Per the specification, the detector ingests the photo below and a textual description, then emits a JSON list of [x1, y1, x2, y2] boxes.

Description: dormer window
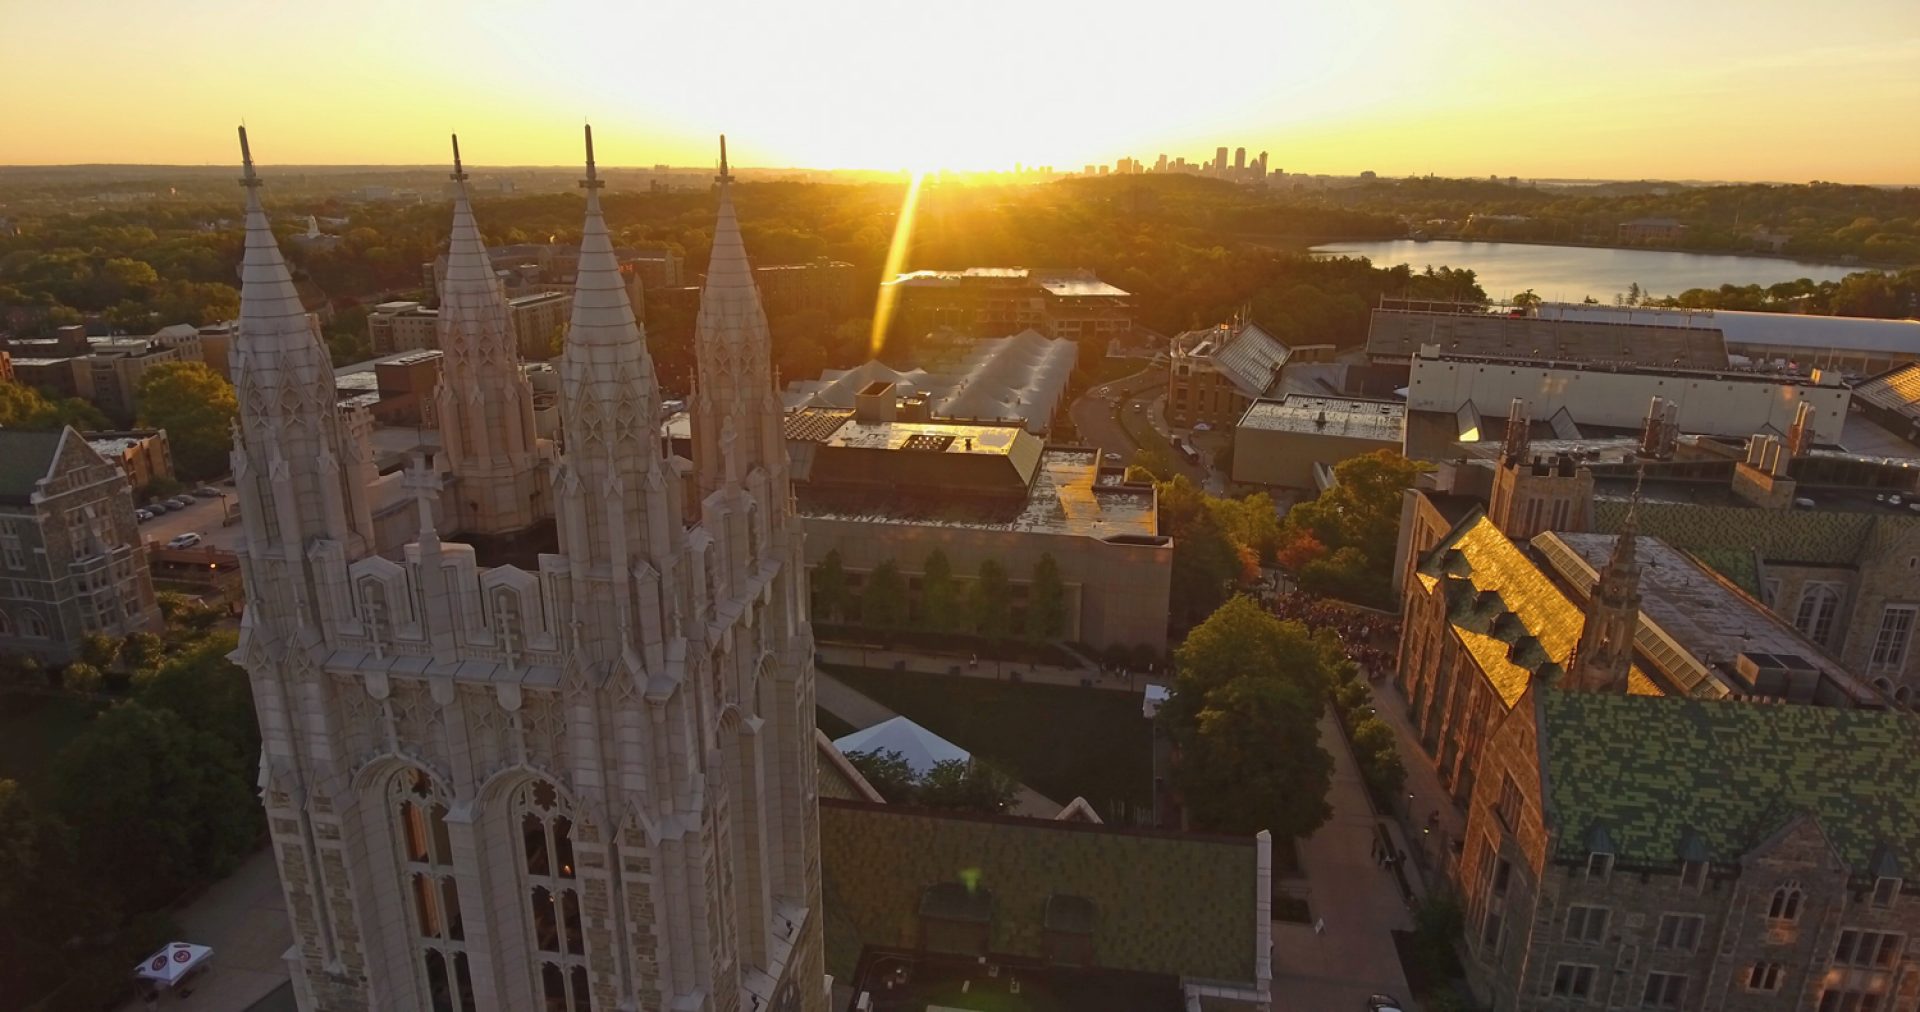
[[1873, 877, 1902, 910], [1681, 859, 1707, 892], [1587, 852, 1613, 883]]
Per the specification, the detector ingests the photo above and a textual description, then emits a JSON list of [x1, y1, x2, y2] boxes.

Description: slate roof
[[0, 429, 69, 505], [1854, 363, 1920, 423], [1416, 511, 1659, 704], [1537, 689, 1920, 869], [818, 799, 1261, 984]]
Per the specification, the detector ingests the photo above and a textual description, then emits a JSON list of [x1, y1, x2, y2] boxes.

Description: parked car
[[165, 532, 203, 550], [169, 495, 196, 508], [1366, 995, 1405, 1012], [1103, 452, 1122, 462], [145, 501, 171, 514], [192, 486, 221, 498], [135, 509, 154, 522]]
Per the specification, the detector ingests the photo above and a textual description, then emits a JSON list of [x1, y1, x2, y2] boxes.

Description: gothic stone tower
[[1567, 523, 1642, 694], [233, 127, 825, 1012]]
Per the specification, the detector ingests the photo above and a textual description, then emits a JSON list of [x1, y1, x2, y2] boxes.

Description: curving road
[[1068, 366, 1207, 482]]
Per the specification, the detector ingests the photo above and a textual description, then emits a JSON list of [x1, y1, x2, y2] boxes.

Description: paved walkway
[[815, 668, 1061, 818], [1270, 709, 1419, 1012], [1374, 680, 1467, 883], [815, 642, 1151, 695], [119, 849, 292, 1012]]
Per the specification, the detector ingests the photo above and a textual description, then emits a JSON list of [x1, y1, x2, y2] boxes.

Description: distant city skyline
[[6, 0, 1919, 185]]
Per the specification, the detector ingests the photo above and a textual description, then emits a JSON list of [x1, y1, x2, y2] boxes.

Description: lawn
[[824, 665, 1153, 823], [0, 691, 101, 788]]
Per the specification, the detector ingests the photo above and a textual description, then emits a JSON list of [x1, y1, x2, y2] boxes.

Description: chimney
[[853, 380, 898, 423]]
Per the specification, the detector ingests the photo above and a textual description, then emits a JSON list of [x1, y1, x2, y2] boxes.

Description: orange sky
[[5, 0, 1919, 183]]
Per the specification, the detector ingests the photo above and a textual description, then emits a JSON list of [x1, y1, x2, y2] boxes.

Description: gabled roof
[[1202, 322, 1289, 400], [0, 429, 69, 504], [1537, 688, 1920, 869], [819, 799, 1262, 985], [1415, 511, 1658, 705]]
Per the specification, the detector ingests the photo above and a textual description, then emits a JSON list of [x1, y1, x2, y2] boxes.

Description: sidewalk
[[119, 849, 291, 1012], [1270, 708, 1418, 1012], [814, 668, 1061, 818], [815, 642, 1151, 695], [1373, 681, 1466, 884]]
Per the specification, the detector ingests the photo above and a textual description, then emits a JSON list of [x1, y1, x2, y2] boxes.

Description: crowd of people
[[1270, 589, 1401, 680]]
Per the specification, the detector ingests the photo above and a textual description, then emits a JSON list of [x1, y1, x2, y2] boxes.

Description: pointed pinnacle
[[238, 126, 261, 188], [451, 133, 467, 182], [581, 124, 603, 190], [718, 134, 731, 184]]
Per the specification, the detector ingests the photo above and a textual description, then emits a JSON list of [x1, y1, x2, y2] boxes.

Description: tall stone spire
[[229, 126, 374, 568], [554, 124, 682, 671], [691, 134, 784, 497], [1568, 477, 1642, 693], [432, 133, 546, 535]]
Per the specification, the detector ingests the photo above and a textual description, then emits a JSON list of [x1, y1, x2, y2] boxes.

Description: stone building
[[231, 128, 825, 1011], [1459, 686, 1920, 1012], [1167, 318, 1292, 430], [0, 427, 160, 663]]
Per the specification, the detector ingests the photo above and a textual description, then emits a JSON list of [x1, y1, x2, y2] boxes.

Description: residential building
[[750, 257, 861, 320], [367, 291, 569, 360], [1616, 216, 1688, 243], [1231, 395, 1405, 488], [83, 429, 174, 494], [230, 129, 824, 1011], [782, 400, 1173, 651], [1460, 685, 1920, 1012], [883, 267, 1131, 344], [0, 427, 160, 663], [84, 324, 204, 420]]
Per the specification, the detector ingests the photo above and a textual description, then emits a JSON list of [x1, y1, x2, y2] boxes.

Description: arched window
[[1768, 883, 1803, 922], [513, 780, 589, 1012], [21, 609, 47, 639], [0, 610, 12, 636], [391, 769, 473, 1012], [1793, 584, 1842, 646]]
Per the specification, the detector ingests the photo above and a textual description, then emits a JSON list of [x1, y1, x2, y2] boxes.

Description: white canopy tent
[[135, 941, 213, 988], [832, 716, 969, 776]]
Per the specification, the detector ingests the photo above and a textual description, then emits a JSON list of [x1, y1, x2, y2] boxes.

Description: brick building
[[883, 267, 1131, 345], [1460, 687, 1920, 1011]]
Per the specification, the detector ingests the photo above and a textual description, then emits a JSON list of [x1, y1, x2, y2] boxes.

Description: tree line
[[0, 595, 262, 1009], [811, 549, 1068, 644]]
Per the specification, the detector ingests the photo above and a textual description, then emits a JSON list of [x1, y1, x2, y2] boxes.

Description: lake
[[1309, 239, 1863, 304]]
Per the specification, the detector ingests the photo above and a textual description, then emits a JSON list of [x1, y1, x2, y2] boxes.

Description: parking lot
[[138, 484, 244, 553]]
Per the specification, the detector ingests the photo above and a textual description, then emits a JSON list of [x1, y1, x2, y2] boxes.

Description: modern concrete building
[[0, 427, 160, 663], [750, 257, 861, 320], [230, 129, 826, 1011], [1538, 303, 1920, 377], [1365, 305, 1732, 370], [1405, 346, 1850, 442], [1230, 395, 1405, 488], [785, 403, 1173, 651], [84, 324, 205, 420]]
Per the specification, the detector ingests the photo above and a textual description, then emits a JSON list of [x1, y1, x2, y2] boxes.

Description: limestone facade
[[230, 127, 825, 1012]]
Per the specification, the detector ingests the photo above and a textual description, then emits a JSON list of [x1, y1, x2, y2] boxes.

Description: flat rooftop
[[797, 447, 1158, 539], [1368, 308, 1730, 369], [1238, 395, 1404, 441], [1546, 533, 1866, 701], [1036, 277, 1131, 299]]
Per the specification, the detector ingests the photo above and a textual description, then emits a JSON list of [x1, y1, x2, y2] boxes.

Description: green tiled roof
[[1538, 689, 1920, 870], [819, 800, 1260, 984], [1595, 500, 1871, 568], [0, 429, 66, 504]]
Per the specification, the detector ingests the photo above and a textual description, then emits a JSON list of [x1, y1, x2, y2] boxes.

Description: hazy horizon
[[6, 0, 1919, 185]]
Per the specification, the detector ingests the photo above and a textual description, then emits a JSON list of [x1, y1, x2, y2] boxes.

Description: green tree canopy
[[1026, 553, 1068, 642], [970, 559, 1013, 640], [1280, 450, 1424, 606], [50, 701, 261, 913], [136, 360, 238, 479], [1161, 596, 1349, 840], [813, 550, 850, 624], [918, 550, 964, 634], [0, 380, 108, 432], [861, 559, 910, 629]]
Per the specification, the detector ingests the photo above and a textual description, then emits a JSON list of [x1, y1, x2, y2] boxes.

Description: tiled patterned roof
[[1538, 689, 1920, 869], [818, 800, 1260, 983], [1595, 500, 1871, 567], [1418, 513, 1658, 705]]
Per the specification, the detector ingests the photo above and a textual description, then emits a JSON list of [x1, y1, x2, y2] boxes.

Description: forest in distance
[[3, 170, 1917, 398]]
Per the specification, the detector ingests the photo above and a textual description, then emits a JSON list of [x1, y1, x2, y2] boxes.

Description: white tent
[[832, 716, 969, 775], [135, 941, 213, 987], [1142, 684, 1171, 719]]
